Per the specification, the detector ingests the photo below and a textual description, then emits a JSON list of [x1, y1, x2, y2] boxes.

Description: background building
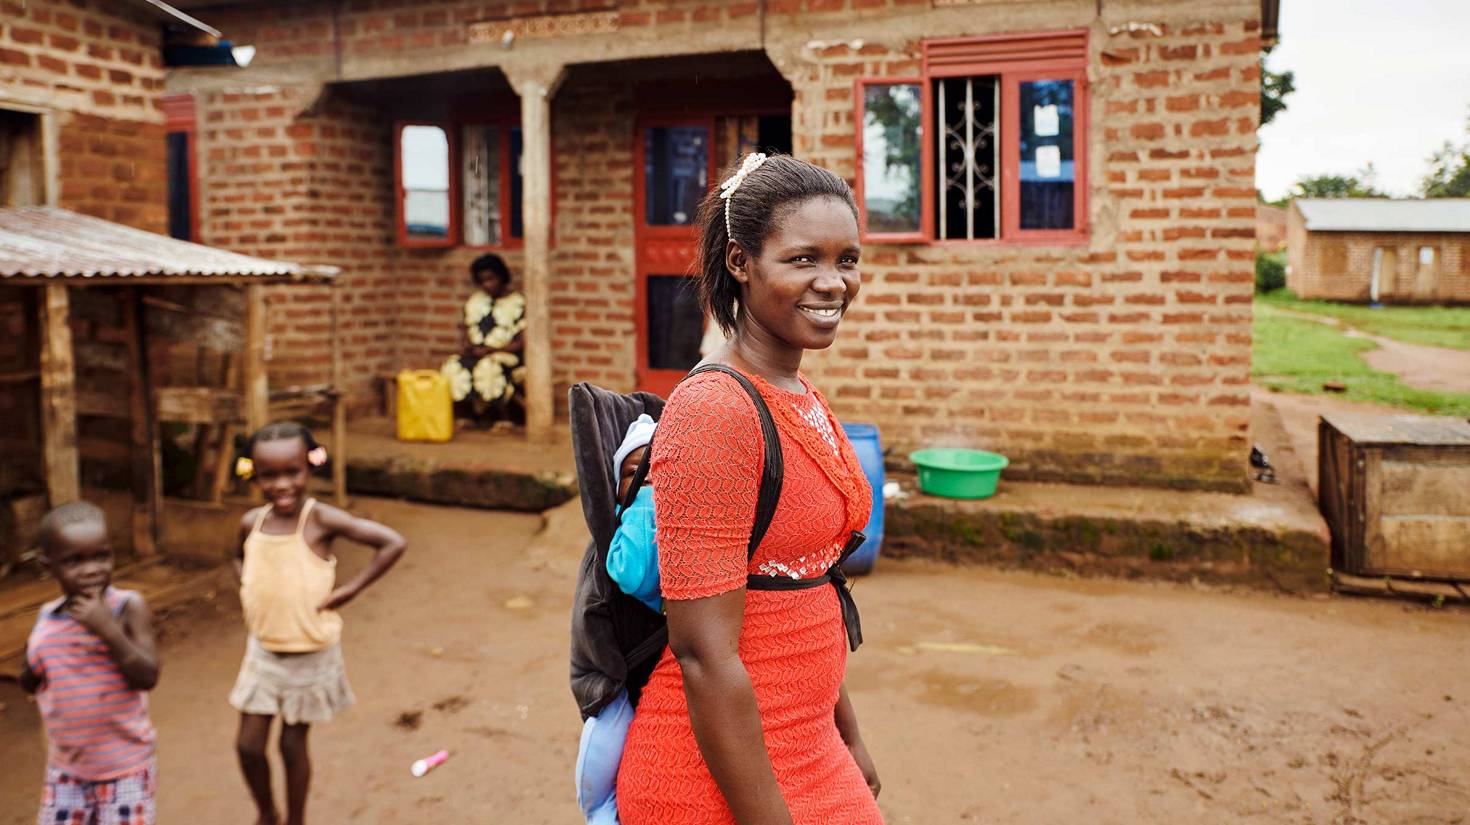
[[1287, 198, 1470, 304]]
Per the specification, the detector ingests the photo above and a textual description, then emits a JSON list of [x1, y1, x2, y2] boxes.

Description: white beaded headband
[[718, 152, 769, 238]]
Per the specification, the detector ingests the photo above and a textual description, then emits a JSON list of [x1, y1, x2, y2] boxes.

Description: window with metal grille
[[854, 29, 1088, 244], [934, 75, 999, 240]]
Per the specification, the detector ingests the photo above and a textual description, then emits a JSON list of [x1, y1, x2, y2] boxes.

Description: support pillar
[[507, 63, 566, 439], [39, 283, 79, 506], [243, 283, 269, 432], [121, 291, 158, 555]]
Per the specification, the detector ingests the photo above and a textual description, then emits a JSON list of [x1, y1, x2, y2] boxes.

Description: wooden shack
[[1320, 412, 1470, 589], [0, 206, 343, 570]]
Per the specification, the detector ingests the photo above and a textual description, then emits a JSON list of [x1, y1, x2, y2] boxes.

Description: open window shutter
[[923, 29, 1088, 76]]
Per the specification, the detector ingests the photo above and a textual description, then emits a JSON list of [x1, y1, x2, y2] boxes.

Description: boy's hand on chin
[[66, 588, 114, 635]]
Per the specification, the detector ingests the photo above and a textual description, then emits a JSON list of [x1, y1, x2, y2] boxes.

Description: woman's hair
[[469, 252, 511, 288], [246, 420, 320, 460], [694, 154, 858, 336]]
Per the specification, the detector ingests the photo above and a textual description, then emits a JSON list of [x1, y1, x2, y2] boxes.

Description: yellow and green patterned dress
[[441, 290, 527, 415]]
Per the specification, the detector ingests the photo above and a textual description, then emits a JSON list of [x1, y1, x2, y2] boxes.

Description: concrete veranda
[[2, 497, 1466, 824]]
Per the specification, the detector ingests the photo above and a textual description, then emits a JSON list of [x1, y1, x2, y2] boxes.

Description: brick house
[[1287, 198, 1470, 305], [2, 0, 176, 543], [139, 0, 1268, 493]]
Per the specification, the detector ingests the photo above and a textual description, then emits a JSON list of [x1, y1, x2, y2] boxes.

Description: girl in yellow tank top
[[227, 421, 407, 825]]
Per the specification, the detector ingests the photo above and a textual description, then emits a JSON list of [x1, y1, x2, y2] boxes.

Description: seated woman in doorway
[[615, 153, 882, 824], [441, 253, 527, 427]]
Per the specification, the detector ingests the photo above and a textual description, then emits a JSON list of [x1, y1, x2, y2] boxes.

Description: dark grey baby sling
[[567, 365, 862, 721]]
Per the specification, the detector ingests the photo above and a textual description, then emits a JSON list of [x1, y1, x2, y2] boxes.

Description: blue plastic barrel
[[840, 422, 884, 576]]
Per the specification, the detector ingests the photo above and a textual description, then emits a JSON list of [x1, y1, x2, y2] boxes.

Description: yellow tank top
[[239, 499, 343, 653]]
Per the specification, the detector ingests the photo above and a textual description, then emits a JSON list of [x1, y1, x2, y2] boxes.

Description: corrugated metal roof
[[1295, 198, 1470, 233], [0, 207, 336, 282]]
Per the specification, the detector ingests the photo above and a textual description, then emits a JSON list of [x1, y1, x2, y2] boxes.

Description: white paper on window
[[1036, 145, 1061, 179], [1033, 104, 1059, 137]]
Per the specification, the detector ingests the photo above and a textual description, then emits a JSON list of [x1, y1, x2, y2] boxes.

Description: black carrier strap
[[620, 364, 784, 560], [621, 364, 863, 657], [618, 365, 786, 676], [747, 530, 866, 652]]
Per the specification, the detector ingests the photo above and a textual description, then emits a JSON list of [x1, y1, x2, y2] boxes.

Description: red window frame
[[855, 29, 1089, 245], [854, 78, 931, 244], [163, 93, 199, 242], [1001, 67, 1088, 243], [459, 118, 525, 252], [394, 116, 525, 250], [395, 120, 458, 249]]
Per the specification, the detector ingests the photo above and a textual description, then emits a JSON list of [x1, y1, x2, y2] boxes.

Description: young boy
[[606, 414, 660, 613], [21, 501, 160, 825]]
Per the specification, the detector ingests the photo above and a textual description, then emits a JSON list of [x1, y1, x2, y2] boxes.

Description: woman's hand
[[848, 738, 880, 798], [834, 683, 878, 797]]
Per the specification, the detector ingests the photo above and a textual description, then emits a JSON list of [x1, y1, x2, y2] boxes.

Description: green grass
[[1253, 303, 1470, 416], [1258, 290, 1470, 350]]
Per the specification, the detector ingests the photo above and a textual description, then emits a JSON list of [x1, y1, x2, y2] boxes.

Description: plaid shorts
[[38, 759, 156, 825]]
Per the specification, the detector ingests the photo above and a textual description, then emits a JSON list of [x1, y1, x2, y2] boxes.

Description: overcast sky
[[1256, 0, 1470, 200]]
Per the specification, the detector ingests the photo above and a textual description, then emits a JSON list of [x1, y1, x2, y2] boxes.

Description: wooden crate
[[1319, 412, 1470, 581]]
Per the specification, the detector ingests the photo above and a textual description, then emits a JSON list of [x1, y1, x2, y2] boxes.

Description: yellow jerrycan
[[395, 370, 453, 443]]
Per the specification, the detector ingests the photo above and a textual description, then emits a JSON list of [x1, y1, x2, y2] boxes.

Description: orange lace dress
[[616, 368, 882, 825]]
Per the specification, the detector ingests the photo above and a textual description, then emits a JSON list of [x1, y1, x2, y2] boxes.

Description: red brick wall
[[550, 73, 637, 399], [1, 0, 166, 231], [788, 15, 1259, 490], [182, 0, 1262, 490], [196, 87, 399, 406]]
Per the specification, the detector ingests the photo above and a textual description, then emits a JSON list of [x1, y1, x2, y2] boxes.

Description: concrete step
[[882, 475, 1331, 593], [345, 418, 577, 512]]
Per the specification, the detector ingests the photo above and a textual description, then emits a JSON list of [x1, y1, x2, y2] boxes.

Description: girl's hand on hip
[[317, 586, 357, 611]]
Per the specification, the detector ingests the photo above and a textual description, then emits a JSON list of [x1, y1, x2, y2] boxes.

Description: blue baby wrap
[[606, 485, 662, 614], [576, 688, 633, 824]]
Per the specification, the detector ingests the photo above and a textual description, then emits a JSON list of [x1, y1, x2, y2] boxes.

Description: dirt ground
[[2, 497, 1467, 824], [1269, 306, 1470, 395]]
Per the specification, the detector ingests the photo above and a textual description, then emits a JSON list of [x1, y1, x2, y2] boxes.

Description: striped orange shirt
[[27, 587, 155, 781]]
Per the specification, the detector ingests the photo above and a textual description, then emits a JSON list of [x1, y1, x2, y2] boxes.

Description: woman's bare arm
[[667, 591, 793, 825]]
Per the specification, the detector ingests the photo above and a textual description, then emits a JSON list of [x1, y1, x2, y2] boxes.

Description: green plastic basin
[[910, 448, 1009, 499]]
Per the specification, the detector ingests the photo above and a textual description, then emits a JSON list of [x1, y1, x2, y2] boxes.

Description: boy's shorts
[[39, 758, 156, 825]]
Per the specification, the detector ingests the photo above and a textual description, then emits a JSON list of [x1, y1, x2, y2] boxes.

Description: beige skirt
[[228, 636, 355, 725]]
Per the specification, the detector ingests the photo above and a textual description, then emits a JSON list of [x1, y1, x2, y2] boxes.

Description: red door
[[634, 118, 716, 397]]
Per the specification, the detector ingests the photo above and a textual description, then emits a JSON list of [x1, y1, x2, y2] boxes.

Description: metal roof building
[[1, 207, 344, 559], [0, 207, 335, 283], [1287, 199, 1470, 304]]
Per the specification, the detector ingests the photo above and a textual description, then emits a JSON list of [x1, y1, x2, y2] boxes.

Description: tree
[[1260, 44, 1295, 127], [1420, 112, 1470, 198], [1291, 164, 1386, 199]]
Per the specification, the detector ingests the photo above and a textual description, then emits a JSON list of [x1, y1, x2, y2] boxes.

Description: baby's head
[[37, 501, 112, 599], [613, 414, 657, 502]]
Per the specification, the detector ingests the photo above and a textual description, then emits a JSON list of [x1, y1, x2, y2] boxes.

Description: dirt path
[[3, 498, 1468, 823], [1270, 306, 1470, 394]]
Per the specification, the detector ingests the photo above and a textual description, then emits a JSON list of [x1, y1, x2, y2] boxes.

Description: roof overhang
[[0, 207, 337, 286]]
